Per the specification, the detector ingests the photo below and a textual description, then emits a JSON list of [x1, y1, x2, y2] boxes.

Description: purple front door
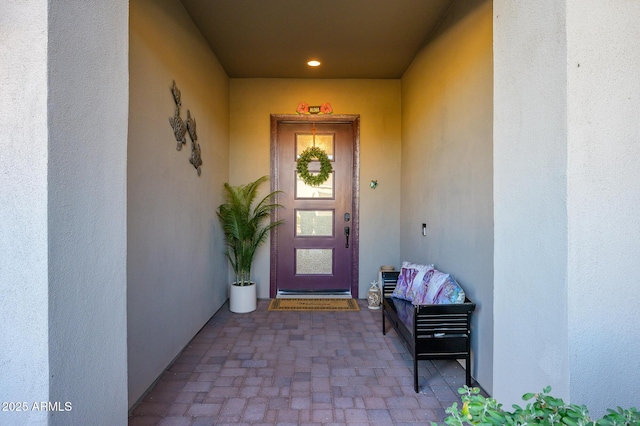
[[270, 115, 359, 296]]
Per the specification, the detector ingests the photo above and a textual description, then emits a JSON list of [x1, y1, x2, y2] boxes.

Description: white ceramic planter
[[229, 281, 257, 313]]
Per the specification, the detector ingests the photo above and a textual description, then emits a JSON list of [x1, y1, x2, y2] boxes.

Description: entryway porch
[[128, 300, 475, 425]]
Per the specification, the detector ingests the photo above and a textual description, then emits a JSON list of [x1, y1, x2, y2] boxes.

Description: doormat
[[268, 298, 360, 312]]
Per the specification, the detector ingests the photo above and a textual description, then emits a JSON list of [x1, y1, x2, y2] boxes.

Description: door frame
[[269, 114, 360, 298]]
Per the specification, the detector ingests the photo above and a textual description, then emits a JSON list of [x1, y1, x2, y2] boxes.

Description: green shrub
[[433, 386, 639, 426]]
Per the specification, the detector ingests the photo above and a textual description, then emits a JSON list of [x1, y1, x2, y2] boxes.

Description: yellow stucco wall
[[229, 79, 402, 298], [401, 0, 494, 392], [128, 0, 230, 407]]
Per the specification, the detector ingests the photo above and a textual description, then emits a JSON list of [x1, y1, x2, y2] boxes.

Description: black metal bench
[[381, 271, 476, 392]]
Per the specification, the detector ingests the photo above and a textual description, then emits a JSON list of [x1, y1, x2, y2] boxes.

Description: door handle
[[344, 226, 350, 248]]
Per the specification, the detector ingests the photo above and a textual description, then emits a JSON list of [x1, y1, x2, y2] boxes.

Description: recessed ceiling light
[[307, 60, 321, 67]]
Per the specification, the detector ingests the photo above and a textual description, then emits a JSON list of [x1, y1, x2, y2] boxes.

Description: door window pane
[[296, 210, 334, 237], [295, 171, 334, 199], [296, 134, 334, 160], [295, 249, 333, 275]]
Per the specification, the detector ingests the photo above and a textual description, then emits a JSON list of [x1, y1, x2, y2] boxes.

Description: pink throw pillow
[[391, 261, 434, 302]]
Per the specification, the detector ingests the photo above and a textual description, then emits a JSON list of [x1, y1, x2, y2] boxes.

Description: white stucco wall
[[46, 1, 129, 424], [493, 0, 570, 405], [495, 0, 640, 416], [229, 79, 402, 298], [127, 0, 230, 407], [566, 0, 640, 415], [400, 0, 494, 392], [0, 1, 50, 424]]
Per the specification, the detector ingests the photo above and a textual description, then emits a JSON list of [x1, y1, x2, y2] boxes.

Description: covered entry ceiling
[[181, 0, 454, 79]]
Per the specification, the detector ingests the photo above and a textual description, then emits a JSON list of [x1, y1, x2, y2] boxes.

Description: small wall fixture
[[307, 60, 321, 67], [370, 180, 378, 189]]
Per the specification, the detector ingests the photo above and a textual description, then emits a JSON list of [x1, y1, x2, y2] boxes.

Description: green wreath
[[296, 146, 333, 186]]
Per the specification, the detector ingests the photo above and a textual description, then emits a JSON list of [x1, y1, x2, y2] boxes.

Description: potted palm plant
[[217, 176, 283, 313]]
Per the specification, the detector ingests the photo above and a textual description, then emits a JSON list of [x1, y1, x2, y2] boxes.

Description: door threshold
[[276, 290, 352, 299]]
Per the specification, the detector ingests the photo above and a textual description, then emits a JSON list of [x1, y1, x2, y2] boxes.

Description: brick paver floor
[[128, 299, 475, 425]]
